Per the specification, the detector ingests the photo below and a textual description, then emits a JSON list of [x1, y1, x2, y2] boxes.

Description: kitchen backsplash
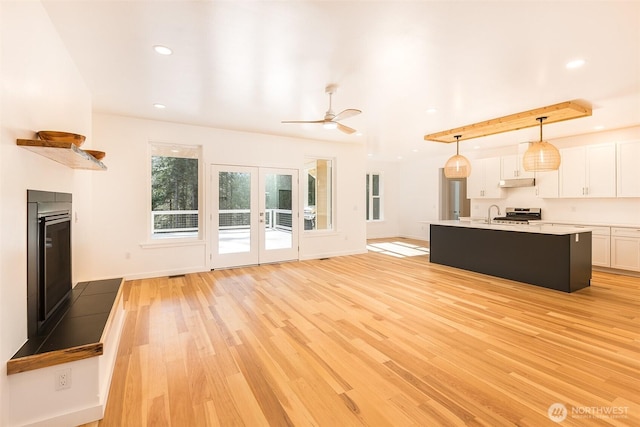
[[472, 188, 640, 225]]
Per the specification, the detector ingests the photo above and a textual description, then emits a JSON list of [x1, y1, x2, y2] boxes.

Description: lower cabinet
[[551, 224, 610, 268], [591, 228, 612, 267], [611, 228, 640, 272], [547, 224, 640, 272]]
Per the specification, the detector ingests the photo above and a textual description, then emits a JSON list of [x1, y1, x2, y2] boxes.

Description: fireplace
[[27, 190, 73, 337]]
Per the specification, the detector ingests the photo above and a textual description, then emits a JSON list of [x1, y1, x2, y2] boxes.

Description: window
[[304, 158, 333, 231], [150, 143, 201, 239], [366, 173, 382, 221]]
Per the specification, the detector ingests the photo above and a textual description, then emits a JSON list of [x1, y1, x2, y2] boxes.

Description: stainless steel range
[[492, 207, 541, 225]]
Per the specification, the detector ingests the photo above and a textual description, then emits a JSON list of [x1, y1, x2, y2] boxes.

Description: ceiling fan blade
[[334, 108, 361, 121], [337, 123, 357, 134], [281, 120, 325, 124]]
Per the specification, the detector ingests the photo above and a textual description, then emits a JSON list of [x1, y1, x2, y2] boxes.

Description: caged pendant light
[[523, 116, 561, 172], [444, 135, 472, 178]]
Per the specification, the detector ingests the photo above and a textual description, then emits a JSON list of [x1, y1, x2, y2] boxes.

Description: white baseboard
[[24, 404, 104, 427]]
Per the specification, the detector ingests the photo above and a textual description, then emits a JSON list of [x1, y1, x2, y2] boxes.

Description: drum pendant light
[[444, 135, 471, 178], [523, 116, 561, 171]]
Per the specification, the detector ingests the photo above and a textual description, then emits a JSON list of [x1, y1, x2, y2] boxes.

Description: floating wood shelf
[[424, 100, 592, 143], [17, 139, 107, 170]]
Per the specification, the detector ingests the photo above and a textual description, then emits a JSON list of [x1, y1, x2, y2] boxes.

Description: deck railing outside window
[[152, 210, 198, 236], [151, 209, 292, 237], [218, 209, 293, 231]]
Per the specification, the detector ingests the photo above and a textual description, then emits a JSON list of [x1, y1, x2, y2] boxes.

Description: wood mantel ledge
[[6, 278, 124, 375]]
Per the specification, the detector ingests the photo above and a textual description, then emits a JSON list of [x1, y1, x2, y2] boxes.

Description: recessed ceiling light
[[473, 145, 481, 150], [566, 59, 585, 69], [426, 108, 437, 114], [397, 156, 403, 160], [356, 132, 363, 136], [412, 149, 419, 153], [153, 45, 173, 55], [593, 125, 605, 130], [153, 103, 166, 109]]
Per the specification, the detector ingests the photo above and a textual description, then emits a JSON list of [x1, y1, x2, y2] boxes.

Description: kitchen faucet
[[488, 204, 500, 224]]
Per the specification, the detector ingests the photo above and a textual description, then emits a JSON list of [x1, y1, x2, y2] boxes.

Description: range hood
[[499, 178, 536, 188]]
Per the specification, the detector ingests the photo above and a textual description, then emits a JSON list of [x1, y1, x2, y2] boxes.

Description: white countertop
[[531, 220, 640, 229], [424, 220, 594, 235]]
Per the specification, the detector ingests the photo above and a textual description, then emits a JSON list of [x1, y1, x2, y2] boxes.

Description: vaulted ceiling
[[42, 1, 640, 161]]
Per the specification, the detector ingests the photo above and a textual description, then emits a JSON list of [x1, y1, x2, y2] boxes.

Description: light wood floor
[[88, 239, 639, 426]]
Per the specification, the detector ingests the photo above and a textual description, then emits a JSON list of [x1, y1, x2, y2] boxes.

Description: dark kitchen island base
[[429, 223, 592, 292]]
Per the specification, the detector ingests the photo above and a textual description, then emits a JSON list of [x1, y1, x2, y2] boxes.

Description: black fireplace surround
[[27, 190, 73, 338]]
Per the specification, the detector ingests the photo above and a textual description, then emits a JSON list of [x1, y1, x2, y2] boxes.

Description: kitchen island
[[429, 221, 592, 292]]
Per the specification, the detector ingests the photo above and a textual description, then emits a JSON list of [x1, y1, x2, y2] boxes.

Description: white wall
[[393, 154, 447, 241], [0, 1, 94, 425], [88, 113, 367, 280]]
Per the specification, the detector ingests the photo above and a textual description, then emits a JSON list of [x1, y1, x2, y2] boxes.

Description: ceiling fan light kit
[[282, 84, 361, 134], [522, 116, 561, 172], [444, 135, 472, 178]]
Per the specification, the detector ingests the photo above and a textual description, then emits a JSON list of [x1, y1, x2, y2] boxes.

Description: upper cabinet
[[534, 170, 559, 198], [467, 157, 504, 199], [616, 140, 640, 197], [559, 144, 616, 198], [500, 143, 535, 180]]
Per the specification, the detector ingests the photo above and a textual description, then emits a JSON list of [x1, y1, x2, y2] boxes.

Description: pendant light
[[444, 135, 471, 178], [522, 116, 561, 171]]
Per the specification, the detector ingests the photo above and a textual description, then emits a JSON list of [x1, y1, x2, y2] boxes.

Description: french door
[[211, 165, 299, 269]]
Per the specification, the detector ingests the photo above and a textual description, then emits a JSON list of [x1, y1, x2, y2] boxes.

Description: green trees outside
[[151, 155, 198, 234], [218, 172, 251, 209], [151, 156, 199, 211]]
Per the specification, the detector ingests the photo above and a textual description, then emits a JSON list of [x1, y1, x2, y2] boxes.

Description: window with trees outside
[[304, 158, 333, 231], [150, 143, 201, 239], [366, 172, 382, 221]]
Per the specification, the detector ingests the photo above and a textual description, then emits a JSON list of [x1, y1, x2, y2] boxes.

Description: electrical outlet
[[55, 368, 72, 391]]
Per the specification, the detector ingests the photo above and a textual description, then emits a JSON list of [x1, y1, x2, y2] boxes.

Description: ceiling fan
[[282, 84, 361, 134]]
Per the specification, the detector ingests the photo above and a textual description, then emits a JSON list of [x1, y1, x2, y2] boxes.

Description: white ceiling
[[42, 1, 640, 161]]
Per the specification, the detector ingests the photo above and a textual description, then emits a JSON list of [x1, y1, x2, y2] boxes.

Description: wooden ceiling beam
[[424, 100, 592, 143]]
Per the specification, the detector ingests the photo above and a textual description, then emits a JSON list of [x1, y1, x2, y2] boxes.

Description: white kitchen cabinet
[[616, 140, 640, 197], [559, 144, 616, 198], [550, 223, 610, 267], [590, 226, 611, 268], [501, 154, 535, 180], [467, 157, 504, 199], [534, 170, 559, 198], [501, 143, 535, 180], [611, 227, 640, 272]]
